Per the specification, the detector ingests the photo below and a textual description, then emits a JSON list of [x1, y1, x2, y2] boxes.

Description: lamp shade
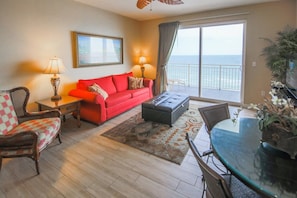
[[139, 56, 147, 65], [44, 57, 64, 74]]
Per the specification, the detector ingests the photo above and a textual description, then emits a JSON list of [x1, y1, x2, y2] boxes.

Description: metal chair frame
[[186, 133, 260, 198]]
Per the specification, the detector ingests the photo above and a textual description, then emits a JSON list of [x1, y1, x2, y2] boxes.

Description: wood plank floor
[[0, 100, 234, 198]]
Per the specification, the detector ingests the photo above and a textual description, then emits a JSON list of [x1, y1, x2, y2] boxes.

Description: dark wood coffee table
[[141, 92, 189, 126]]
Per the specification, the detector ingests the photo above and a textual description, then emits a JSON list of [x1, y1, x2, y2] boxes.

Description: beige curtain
[[155, 21, 180, 95]]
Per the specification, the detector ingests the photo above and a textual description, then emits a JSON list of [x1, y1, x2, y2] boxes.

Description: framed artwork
[[72, 31, 123, 67]]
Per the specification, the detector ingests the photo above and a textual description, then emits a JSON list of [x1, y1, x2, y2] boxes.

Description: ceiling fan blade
[[158, 0, 184, 5], [137, 0, 152, 9]]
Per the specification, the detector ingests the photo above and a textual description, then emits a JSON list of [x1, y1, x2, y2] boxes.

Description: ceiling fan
[[136, 0, 184, 9]]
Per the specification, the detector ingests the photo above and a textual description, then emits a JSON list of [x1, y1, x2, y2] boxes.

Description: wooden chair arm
[[0, 131, 38, 150], [18, 109, 61, 123]]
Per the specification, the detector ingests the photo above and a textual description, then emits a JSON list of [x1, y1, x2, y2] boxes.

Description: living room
[[0, 0, 296, 197], [0, 0, 296, 107]]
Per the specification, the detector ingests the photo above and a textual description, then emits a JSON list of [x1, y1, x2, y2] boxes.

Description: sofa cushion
[[93, 76, 117, 95], [105, 92, 132, 108], [77, 78, 101, 90], [77, 76, 117, 95], [112, 72, 133, 92], [0, 93, 19, 135], [88, 83, 109, 100], [128, 76, 144, 90], [127, 87, 149, 98]]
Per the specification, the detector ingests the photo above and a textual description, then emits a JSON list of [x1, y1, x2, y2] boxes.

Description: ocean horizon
[[168, 55, 242, 65]]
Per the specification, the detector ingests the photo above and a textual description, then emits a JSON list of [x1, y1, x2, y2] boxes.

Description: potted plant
[[249, 81, 297, 159], [262, 26, 297, 83]]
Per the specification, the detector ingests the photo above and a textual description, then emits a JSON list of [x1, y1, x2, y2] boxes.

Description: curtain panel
[[155, 21, 180, 95]]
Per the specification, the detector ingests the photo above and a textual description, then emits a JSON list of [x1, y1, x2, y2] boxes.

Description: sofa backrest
[[77, 72, 133, 94], [112, 72, 133, 92], [0, 92, 19, 135], [77, 75, 117, 95]]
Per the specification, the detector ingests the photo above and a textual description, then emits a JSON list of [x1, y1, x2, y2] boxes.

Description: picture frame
[[72, 31, 123, 67]]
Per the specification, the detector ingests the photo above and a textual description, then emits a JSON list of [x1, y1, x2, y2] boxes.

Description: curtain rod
[[179, 12, 250, 23]]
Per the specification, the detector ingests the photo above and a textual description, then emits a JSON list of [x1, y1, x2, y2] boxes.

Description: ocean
[[168, 55, 242, 65], [167, 55, 243, 90]]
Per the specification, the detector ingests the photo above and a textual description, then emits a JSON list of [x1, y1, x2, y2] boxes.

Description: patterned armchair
[[0, 87, 62, 174]]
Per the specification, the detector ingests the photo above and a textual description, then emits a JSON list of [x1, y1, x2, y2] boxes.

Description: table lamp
[[44, 57, 64, 101], [139, 56, 147, 78]]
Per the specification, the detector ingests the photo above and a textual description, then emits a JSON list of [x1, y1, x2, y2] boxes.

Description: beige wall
[[140, 0, 296, 104], [0, 0, 141, 110]]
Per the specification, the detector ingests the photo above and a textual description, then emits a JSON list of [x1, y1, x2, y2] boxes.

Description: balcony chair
[[0, 87, 62, 175], [185, 133, 260, 198]]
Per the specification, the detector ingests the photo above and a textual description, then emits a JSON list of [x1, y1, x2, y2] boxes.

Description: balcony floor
[[168, 85, 241, 103]]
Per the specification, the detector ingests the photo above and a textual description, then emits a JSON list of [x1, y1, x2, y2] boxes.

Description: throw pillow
[[88, 83, 109, 100], [128, 76, 144, 90]]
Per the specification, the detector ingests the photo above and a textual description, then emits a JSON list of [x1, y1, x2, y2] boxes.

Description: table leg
[[38, 104, 42, 111], [77, 103, 81, 128]]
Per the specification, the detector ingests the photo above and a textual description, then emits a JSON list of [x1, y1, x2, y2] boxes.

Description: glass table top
[[211, 118, 297, 198]]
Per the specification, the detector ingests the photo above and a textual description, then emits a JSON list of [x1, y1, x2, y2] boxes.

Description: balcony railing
[[167, 63, 242, 91]]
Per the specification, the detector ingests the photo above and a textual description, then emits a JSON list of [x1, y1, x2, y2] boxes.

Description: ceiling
[[74, 0, 279, 21]]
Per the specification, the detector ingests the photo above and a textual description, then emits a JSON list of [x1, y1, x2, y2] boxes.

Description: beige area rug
[[101, 104, 203, 164]]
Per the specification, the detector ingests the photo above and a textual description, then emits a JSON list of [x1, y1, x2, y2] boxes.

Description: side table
[[36, 96, 83, 127]]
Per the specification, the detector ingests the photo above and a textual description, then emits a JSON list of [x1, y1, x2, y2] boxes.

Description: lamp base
[[51, 95, 62, 101], [50, 76, 61, 101], [141, 66, 145, 78]]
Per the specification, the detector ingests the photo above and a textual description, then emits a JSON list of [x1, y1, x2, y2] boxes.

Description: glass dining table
[[211, 117, 297, 198]]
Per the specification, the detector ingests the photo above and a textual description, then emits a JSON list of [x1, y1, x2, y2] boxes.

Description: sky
[[172, 23, 244, 56]]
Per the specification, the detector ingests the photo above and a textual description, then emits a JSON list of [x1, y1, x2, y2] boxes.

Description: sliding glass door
[[200, 23, 243, 102], [168, 22, 244, 103], [167, 27, 200, 96]]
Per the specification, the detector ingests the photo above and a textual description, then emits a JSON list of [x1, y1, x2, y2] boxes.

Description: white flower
[[280, 99, 288, 106], [271, 81, 285, 88], [251, 81, 297, 135], [248, 103, 260, 111], [269, 89, 277, 96], [271, 95, 280, 105]]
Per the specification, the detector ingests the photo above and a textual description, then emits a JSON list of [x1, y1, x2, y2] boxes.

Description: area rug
[[101, 104, 203, 164]]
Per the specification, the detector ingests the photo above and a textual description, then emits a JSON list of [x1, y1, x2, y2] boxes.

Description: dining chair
[[185, 133, 261, 198], [198, 103, 230, 160], [0, 87, 62, 175], [198, 103, 230, 135]]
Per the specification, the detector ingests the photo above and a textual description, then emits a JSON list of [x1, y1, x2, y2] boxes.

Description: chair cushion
[[0, 93, 19, 135], [8, 117, 61, 151]]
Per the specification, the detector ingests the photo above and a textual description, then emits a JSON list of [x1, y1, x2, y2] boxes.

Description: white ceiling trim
[[73, 0, 279, 21]]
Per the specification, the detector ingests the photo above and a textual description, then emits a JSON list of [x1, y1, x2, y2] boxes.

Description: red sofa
[[68, 72, 153, 125]]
